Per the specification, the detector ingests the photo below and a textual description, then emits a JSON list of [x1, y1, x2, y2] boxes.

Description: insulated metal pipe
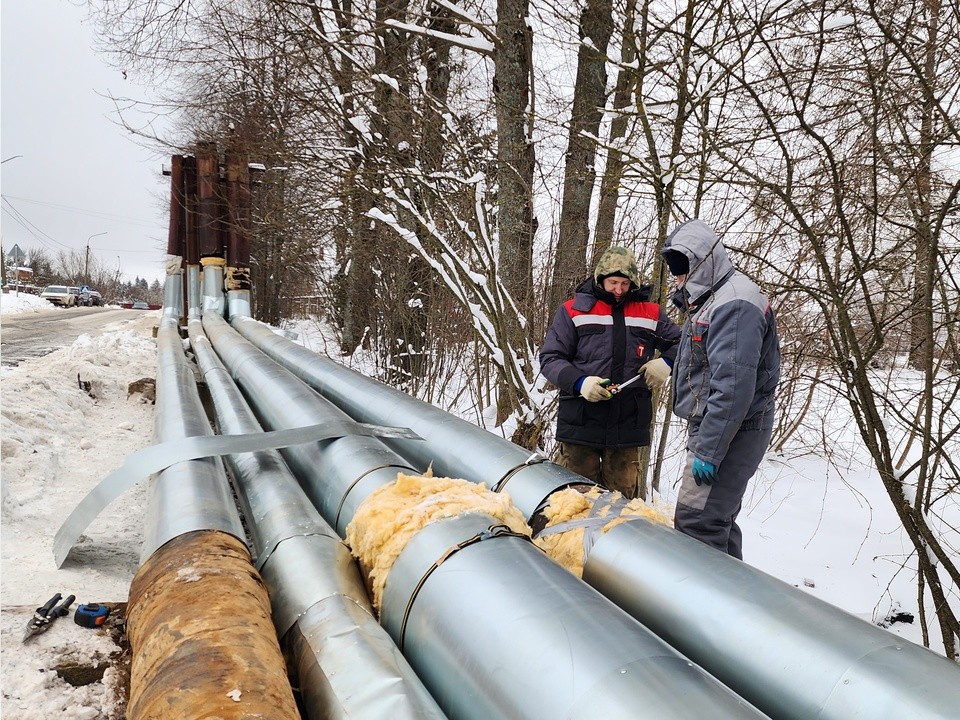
[[230, 316, 960, 720], [162, 272, 182, 320], [229, 315, 584, 518], [188, 319, 446, 720], [186, 265, 202, 320], [380, 512, 763, 720], [204, 314, 768, 720], [142, 316, 244, 561], [127, 307, 298, 720], [584, 517, 960, 720], [201, 258, 225, 316]]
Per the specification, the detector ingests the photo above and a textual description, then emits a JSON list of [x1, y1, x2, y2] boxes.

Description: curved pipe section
[[188, 318, 445, 719], [230, 315, 960, 720], [205, 314, 768, 720]]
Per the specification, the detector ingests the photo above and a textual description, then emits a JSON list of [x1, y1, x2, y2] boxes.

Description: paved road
[[1, 307, 150, 366]]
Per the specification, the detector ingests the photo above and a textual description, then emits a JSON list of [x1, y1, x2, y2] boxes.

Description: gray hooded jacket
[[662, 219, 780, 466]]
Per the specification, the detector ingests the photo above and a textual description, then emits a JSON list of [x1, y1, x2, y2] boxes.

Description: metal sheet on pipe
[[201, 264, 224, 316], [227, 291, 251, 319], [140, 460, 243, 563], [52, 414, 416, 567], [260, 534, 371, 636], [217, 449, 338, 568], [138, 319, 244, 565], [162, 274, 182, 318], [584, 519, 960, 720], [186, 265, 202, 318], [309, 435, 416, 532], [287, 598, 447, 720], [381, 514, 767, 720]]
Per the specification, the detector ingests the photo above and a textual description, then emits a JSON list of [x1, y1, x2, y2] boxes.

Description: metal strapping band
[[491, 452, 546, 493], [53, 420, 422, 567], [398, 524, 528, 650], [333, 463, 414, 532]]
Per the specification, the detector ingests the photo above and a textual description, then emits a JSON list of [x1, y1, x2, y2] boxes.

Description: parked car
[[132, 301, 150, 310], [88, 291, 103, 306], [40, 285, 76, 307], [68, 287, 83, 306]]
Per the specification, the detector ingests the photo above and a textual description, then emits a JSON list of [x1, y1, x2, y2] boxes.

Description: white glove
[[580, 375, 613, 402], [638, 358, 672, 388]]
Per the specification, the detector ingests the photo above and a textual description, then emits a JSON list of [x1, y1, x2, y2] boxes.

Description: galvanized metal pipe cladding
[[204, 311, 768, 720], [230, 312, 960, 720]]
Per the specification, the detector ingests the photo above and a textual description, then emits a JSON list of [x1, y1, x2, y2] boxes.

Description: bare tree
[[547, 0, 614, 311], [694, 0, 960, 657]]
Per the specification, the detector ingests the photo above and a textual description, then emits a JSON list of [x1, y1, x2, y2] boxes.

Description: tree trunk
[[494, 0, 538, 427], [549, 0, 615, 312], [592, 0, 639, 266]]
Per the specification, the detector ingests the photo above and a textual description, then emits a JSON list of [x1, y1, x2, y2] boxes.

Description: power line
[[0, 193, 161, 229], [1, 198, 73, 249]]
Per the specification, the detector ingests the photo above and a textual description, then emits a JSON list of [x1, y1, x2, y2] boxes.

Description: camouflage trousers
[[557, 443, 643, 500]]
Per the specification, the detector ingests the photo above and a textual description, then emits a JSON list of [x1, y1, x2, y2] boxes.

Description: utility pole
[[84, 232, 107, 284]]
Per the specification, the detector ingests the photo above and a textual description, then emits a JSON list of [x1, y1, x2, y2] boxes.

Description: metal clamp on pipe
[[398, 523, 531, 650], [491, 452, 547, 493]]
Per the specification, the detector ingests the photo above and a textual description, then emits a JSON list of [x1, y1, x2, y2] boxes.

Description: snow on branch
[[384, 19, 495, 56], [367, 177, 550, 426]]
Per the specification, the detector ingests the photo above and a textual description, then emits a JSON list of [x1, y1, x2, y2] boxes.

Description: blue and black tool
[[74, 603, 111, 628]]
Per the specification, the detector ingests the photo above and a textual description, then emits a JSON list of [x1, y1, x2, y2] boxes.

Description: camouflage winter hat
[[594, 246, 640, 287]]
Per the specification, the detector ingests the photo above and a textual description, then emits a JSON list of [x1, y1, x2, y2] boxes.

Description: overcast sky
[[1, 0, 169, 284]]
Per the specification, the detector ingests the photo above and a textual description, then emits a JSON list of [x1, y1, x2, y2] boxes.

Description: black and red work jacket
[[540, 277, 681, 449]]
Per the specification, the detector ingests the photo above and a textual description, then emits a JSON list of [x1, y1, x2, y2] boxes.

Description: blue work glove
[[692, 457, 718, 486]]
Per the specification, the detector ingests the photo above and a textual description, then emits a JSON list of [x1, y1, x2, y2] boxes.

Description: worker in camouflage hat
[[540, 246, 681, 498], [593, 246, 640, 286]]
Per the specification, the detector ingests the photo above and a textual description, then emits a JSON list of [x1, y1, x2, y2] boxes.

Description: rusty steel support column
[[183, 155, 199, 321], [197, 142, 222, 260], [225, 146, 252, 318], [165, 155, 186, 322]]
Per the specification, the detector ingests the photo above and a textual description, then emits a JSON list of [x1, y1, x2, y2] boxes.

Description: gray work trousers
[[673, 426, 772, 560], [557, 443, 643, 499]]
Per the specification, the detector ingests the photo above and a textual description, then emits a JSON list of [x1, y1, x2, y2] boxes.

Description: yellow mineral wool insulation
[[126, 530, 300, 720], [346, 472, 531, 610], [534, 487, 673, 577]]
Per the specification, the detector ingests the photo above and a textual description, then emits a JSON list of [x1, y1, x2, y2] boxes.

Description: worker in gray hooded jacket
[[661, 219, 780, 559]]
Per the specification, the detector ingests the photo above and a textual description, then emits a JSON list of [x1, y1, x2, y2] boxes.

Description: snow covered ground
[[1, 291, 954, 717]]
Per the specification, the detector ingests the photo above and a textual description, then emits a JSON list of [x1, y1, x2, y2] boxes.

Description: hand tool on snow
[[23, 593, 75, 641], [74, 603, 111, 628]]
